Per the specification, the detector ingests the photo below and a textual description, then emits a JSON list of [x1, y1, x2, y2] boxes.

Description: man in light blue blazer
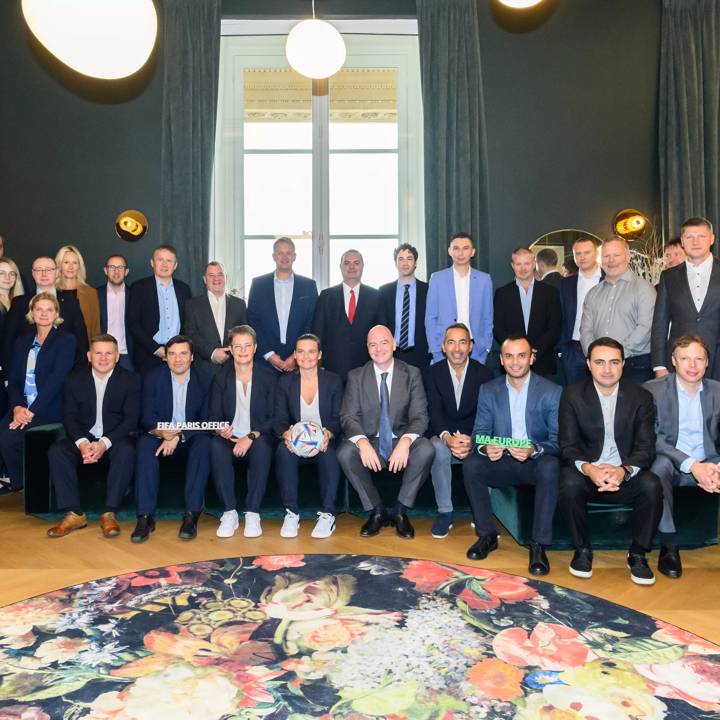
[[462, 335, 562, 576], [425, 232, 493, 364]]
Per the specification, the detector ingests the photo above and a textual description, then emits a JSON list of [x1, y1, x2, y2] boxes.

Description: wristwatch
[[246, 432, 259, 442], [530, 443, 543, 459], [622, 464, 633, 482]]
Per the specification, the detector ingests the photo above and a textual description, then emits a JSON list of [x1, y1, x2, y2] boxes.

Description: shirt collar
[[515, 278, 534, 292], [374, 360, 394, 376], [399, 277, 416, 287], [593, 381, 619, 399], [274, 272, 294, 283], [92, 369, 113, 384], [505, 373, 531, 391], [343, 282, 360, 293], [675, 374, 703, 397], [685, 254, 714, 271], [155, 277, 173, 289]]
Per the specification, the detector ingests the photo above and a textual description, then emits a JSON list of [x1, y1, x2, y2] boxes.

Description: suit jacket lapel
[[200, 295, 222, 346], [698, 259, 720, 314], [665, 375, 679, 448], [700, 378, 714, 455], [292, 372, 302, 423], [389, 362, 404, 425]]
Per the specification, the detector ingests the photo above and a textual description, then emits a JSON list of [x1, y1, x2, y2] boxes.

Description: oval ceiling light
[[286, 0, 346, 81], [613, 208, 649, 240], [21, 0, 157, 80], [497, 0, 544, 8]]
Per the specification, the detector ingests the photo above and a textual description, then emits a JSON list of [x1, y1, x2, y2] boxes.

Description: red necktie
[[348, 288, 356, 324]]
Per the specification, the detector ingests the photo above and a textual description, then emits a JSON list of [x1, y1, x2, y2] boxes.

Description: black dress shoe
[[528, 543, 550, 576], [658, 545, 682, 578], [360, 510, 389, 537], [466, 534, 498, 561], [179, 511, 200, 540], [392, 513, 415, 539], [131, 515, 155, 544]]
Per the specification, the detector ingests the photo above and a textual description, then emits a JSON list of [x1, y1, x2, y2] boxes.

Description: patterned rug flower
[[0, 555, 718, 719]]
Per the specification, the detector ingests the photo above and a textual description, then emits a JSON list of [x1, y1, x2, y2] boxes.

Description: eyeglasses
[[0, 271, 17, 279], [32, 267, 55, 274], [105, 265, 128, 271], [231, 344, 255, 351]]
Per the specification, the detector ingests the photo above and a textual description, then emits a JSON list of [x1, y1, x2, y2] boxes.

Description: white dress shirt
[[106, 285, 128, 354], [232, 378, 252, 437], [572, 267, 602, 341], [686, 254, 714, 311], [343, 283, 361, 316], [453, 268, 472, 336], [207, 291, 226, 345], [76, 370, 113, 450]]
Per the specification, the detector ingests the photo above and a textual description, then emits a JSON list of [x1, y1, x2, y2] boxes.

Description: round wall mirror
[[530, 228, 602, 276]]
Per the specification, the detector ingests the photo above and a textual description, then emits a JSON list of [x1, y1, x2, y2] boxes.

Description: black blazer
[[423, 358, 493, 437], [378, 278, 430, 369], [651, 258, 720, 375], [209, 362, 276, 436], [247, 273, 318, 363], [493, 280, 561, 376], [128, 275, 192, 372], [273, 368, 343, 438], [140, 364, 211, 439], [7, 326, 76, 422], [559, 378, 656, 470], [63, 366, 141, 444], [183, 293, 248, 376], [312, 283, 383, 381], [559, 270, 605, 352], [97, 284, 134, 361], [541, 271, 562, 290]]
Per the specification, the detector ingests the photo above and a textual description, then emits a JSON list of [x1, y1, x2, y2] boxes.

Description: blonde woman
[[0, 257, 24, 313], [0, 293, 75, 493], [55, 245, 101, 343]]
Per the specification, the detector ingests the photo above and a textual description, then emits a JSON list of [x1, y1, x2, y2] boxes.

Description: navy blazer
[[471, 372, 562, 455], [128, 275, 192, 371], [7, 326, 76, 422], [559, 271, 604, 352], [312, 283, 383, 380], [97, 284, 134, 360], [378, 278, 430, 368], [209, 362, 276, 436], [63, 366, 141, 444], [247, 273, 318, 363], [140, 364, 211, 438], [273, 368, 343, 438], [424, 359, 493, 437]]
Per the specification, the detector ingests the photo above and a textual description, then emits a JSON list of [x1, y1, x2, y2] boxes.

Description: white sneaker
[[216, 510, 239, 538], [311, 512, 336, 539], [280, 509, 300, 538], [244, 512, 262, 538]]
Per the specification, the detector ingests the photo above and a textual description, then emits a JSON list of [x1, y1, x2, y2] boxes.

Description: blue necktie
[[379, 372, 393, 459]]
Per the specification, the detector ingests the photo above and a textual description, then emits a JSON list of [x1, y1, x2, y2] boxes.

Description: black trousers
[[275, 441, 340, 514], [0, 413, 54, 490], [463, 452, 559, 545], [558, 465, 662, 551], [210, 435, 273, 513], [135, 433, 210, 515], [49, 436, 135, 513]]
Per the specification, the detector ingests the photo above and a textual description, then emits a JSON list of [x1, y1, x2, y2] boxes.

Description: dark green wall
[[0, 0, 660, 288]]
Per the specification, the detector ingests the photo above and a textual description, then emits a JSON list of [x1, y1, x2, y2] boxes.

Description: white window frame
[[211, 19, 425, 294]]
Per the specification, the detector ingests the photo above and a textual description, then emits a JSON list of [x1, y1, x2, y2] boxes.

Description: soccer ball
[[288, 421, 325, 458]]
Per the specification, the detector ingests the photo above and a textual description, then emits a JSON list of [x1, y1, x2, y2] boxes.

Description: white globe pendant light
[[285, 1, 346, 80], [21, 0, 158, 80]]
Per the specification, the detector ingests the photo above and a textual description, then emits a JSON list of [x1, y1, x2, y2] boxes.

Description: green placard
[[475, 434, 534, 448]]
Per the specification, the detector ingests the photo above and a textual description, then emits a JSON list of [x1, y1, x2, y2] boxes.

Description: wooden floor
[[2, 492, 719, 643]]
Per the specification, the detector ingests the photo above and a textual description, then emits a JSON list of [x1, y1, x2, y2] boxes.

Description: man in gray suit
[[337, 325, 434, 539], [644, 334, 720, 578], [184, 262, 247, 376], [652, 217, 720, 378]]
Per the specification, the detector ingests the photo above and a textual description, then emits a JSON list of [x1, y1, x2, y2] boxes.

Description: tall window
[[212, 25, 424, 294]]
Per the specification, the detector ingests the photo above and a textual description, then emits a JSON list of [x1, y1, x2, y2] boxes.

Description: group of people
[[0, 218, 717, 588]]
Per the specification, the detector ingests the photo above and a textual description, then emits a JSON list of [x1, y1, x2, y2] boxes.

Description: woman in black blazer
[[274, 333, 343, 538], [0, 293, 76, 492]]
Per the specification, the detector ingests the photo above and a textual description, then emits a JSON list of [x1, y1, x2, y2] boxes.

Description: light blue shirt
[[394, 279, 416, 347], [676, 378, 706, 473], [506, 375, 529, 440], [171, 372, 189, 426], [516, 279, 534, 333], [273, 273, 294, 346], [152, 279, 181, 345]]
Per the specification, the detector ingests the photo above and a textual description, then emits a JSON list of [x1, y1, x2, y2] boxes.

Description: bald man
[[337, 325, 434, 539]]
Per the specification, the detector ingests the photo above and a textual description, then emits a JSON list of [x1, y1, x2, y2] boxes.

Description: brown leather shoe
[[47, 511, 87, 538], [100, 511, 121, 538]]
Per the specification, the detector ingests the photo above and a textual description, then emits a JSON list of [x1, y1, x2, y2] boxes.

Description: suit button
[[697, 317, 701, 322]]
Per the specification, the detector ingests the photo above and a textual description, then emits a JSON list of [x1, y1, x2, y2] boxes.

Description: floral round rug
[[0, 554, 718, 719]]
